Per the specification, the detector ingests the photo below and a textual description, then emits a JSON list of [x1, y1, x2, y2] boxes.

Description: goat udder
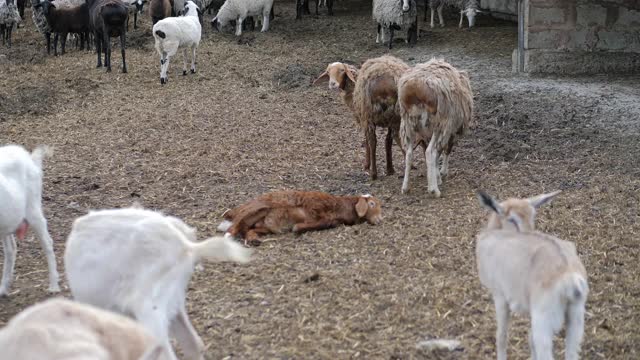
[[15, 221, 29, 240]]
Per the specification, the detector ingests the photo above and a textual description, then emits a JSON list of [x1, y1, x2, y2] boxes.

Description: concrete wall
[[519, 0, 640, 74], [481, 0, 517, 15]]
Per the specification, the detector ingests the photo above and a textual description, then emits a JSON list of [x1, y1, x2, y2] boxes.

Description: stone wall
[[481, 0, 518, 20], [520, 0, 640, 74]]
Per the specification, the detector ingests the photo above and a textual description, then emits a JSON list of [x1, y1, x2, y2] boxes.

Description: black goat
[[296, 0, 332, 19], [87, 0, 128, 72]]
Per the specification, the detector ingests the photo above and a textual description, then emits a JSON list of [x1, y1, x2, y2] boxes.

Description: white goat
[[210, 0, 273, 36], [476, 190, 588, 360], [152, 0, 201, 85], [0, 145, 60, 297], [64, 206, 252, 360], [0, 298, 172, 360]]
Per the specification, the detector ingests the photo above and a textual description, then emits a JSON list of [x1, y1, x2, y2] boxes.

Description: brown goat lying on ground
[[218, 191, 383, 245]]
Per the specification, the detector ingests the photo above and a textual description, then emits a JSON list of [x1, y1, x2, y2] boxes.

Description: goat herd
[[1, 1, 590, 360]]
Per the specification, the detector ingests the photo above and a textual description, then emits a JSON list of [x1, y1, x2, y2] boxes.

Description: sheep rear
[[399, 78, 438, 117]]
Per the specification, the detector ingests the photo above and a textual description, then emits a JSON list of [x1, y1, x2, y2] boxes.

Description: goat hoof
[[429, 189, 441, 198], [182, 70, 187, 76], [401, 187, 409, 194], [190, 69, 196, 74], [122, 68, 128, 74], [160, 77, 166, 85]]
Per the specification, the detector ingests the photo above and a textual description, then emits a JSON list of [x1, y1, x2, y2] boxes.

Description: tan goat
[[476, 190, 588, 360], [398, 58, 473, 196]]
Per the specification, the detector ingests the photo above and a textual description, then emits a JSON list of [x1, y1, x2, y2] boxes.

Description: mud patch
[[272, 63, 314, 90]]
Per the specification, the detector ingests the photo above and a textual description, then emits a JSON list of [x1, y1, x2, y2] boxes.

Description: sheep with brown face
[[316, 56, 420, 180], [218, 190, 383, 245], [398, 58, 474, 196]]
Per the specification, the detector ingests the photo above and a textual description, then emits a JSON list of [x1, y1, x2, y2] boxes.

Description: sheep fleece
[[373, 0, 417, 27]]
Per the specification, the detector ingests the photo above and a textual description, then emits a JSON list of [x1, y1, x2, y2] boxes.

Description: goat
[[218, 190, 383, 245], [153, 0, 201, 85], [0, 145, 60, 297], [36, 0, 91, 55], [397, 58, 473, 196], [87, 0, 128, 72], [476, 190, 588, 360], [65, 206, 251, 360], [149, 0, 173, 24], [0, 298, 172, 360]]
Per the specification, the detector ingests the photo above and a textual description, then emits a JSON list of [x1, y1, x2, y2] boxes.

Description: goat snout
[[402, 4, 409, 12], [329, 80, 340, 91]]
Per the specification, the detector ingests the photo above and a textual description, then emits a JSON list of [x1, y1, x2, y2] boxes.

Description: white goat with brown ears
[[476, 190, 588, 360]]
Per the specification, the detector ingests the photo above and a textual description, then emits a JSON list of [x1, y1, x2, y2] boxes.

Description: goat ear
[[344, 66, 357, 83], [313, 70, 329, 85], [527, 190, 561, 209], [355, 197, 368, 218], [477, 191, 503, 215]]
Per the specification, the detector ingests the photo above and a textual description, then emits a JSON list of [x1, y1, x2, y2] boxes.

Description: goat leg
[[292, 220, 339, 234]]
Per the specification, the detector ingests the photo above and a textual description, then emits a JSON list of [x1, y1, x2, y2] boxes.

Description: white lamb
[[0, 298, 172, 360], [210, 0, 274, 36], [476, 190, 588, 360], [0, 144, 60, 297], [152, 0, 201, 85], [64, 206, 252, 360]]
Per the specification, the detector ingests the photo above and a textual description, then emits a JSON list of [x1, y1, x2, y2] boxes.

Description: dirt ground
[[1, 0, 639, 358]]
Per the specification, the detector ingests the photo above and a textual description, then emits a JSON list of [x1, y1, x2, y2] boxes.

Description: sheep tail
[[189, 236, 252, 264], [31, 145, 53, 168], [155, 30, 166, 39]]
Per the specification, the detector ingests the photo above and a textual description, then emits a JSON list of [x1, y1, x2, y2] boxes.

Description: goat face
[[478, 190, 561, 232], [356, 195, 383, 225], [401, 0, 410, 12], [314, 62, 357, 92]]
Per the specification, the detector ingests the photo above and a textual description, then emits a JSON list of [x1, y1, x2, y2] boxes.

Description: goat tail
[[155, 30, 166, 39], [563, 272, 589, 303], [189, 236, 252, 264], [31, 145, 53, 168]]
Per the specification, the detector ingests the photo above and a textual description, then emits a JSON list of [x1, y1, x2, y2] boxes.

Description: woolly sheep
[[37, 0, 91, 55], [64, 206, 251, 360], [316, 56, 417, 180], [0, 145, 60, 297], [153, 0, 201, 85], [397, 58, 473, 196], [0, 0, 21, 47], [476, 190, 588, 360], [149, 0, 173, 24], [210, 0, 273, 36], [373, 0, 417, 49], [0, 298, 172, 360], [429, 0, 483, 28]]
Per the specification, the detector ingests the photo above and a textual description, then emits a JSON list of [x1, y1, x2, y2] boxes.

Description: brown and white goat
[[149, 0, 173, 24], [218, 190, 383, 244], [476, 190, 588, 360]]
